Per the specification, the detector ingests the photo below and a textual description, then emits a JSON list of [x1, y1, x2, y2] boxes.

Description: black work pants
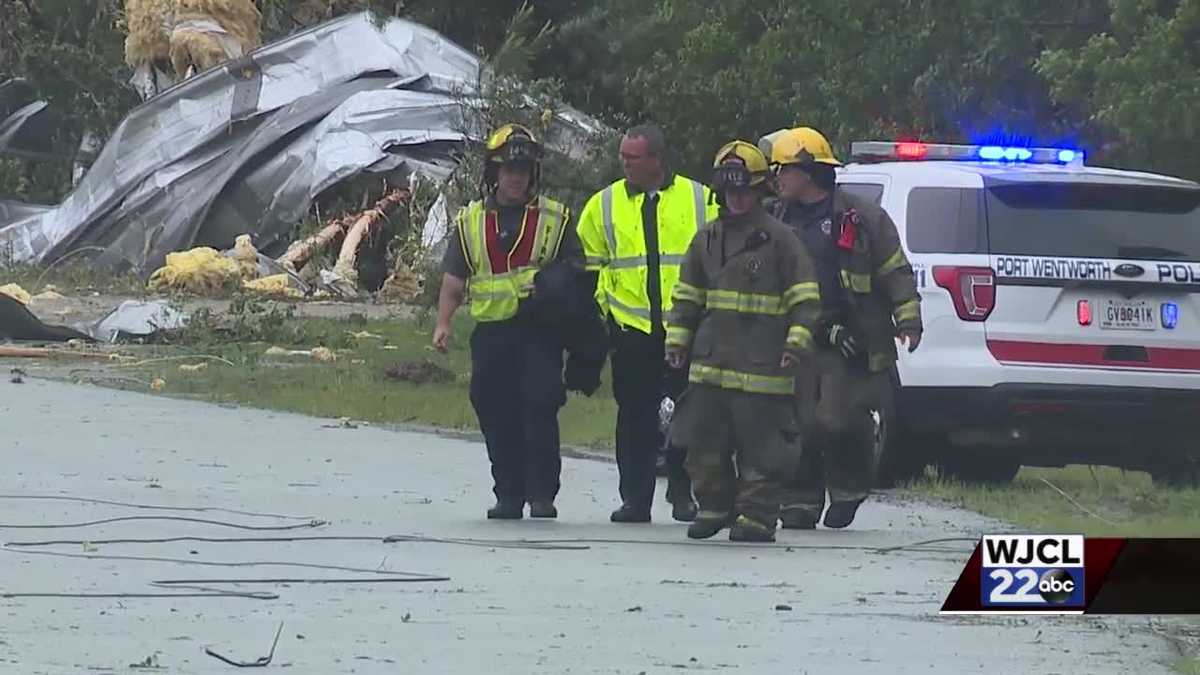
[[610, 322, 691, 512], [469, 316, 566, 504]]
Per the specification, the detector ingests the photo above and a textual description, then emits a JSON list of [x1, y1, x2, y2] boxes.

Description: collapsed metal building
[[0, 12, 605, 274]]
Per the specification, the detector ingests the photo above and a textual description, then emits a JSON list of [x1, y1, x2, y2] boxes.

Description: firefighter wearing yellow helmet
[[434, 122, 585, 520], [663, 140, 822, 542], [764, 126, 923, 530]]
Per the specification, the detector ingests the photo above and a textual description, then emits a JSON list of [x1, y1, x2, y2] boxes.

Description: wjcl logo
[[981, 535, 1086, 607]]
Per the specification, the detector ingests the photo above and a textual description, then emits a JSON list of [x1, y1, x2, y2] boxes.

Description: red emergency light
[[895, 142, 928, 160]]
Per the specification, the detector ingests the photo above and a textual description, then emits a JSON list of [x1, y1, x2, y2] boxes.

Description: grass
[[907, 464, 1200, 537], [1, 256, 145, 295], [1177, 657, 1200, 675], [132, 308, 619, 450]]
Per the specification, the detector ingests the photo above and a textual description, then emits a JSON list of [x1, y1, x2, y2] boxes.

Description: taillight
[[1077, 300, 1092, 326], [933, 266, 995, 321]]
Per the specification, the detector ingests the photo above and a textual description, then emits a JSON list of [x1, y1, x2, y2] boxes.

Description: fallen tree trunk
[[328, 189, 411, 294], [277, 218, 350, 271], [0, 346, 113, 359]]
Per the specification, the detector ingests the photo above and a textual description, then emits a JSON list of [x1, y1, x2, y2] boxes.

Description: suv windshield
[[984, 182, 1200, 261]]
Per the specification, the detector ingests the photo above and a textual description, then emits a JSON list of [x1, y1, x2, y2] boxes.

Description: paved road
[[0, 379, 1178, 674]]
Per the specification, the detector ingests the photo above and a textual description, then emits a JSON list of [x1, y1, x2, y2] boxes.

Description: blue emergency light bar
[[850, 141, 1085, 165]]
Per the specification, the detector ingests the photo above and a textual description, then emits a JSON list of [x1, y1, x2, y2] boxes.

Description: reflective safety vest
[[458, 196, 569, 322], [578, 175, 717, 334]]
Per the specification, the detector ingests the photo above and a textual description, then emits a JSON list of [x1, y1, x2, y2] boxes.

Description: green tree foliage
[[2, 0, 1198, 206], [0, 0, 137, 200], [1038, 0, 1200, 179], [623, 0, 1111, 178]]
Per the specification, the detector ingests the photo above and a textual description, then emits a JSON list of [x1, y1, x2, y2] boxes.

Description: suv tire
[[1147, 456, 1200, 488]]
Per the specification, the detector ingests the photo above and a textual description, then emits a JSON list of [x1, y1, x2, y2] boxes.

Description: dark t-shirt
[[441, 199, 581, 279]]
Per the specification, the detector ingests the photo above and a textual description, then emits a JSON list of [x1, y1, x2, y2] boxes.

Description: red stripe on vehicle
[[987, 340, 1200, 371]]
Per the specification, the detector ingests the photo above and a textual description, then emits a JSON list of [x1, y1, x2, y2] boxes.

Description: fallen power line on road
[[0, 546, 446, 578], [152, 576, 450, 584], [0, 515, 328, 530], [4, 532, 977, 555], [3, 589, 278, 600], [0, 494, 317, 520]]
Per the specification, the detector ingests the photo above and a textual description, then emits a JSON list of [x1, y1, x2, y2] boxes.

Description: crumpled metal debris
[[0, 12, 606, 276], [78, 299, 189, 343]]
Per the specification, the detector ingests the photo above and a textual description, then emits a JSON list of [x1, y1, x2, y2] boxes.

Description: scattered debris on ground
[[0, 283, 31, 305], [204, 622, 284, 668], [384, 360, 454, 384], [264, 346, 337, 362], [0, 293, 95, 342]]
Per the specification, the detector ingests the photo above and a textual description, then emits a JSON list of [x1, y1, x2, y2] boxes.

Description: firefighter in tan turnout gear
[[665, 140, 822, 542], [767, 127, 923, 530]]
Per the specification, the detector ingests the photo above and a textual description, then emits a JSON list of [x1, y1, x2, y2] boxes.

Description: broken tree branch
[[330, 188, 411, 288], [277, 217, 350, 271], [0, 346, 114, 360]]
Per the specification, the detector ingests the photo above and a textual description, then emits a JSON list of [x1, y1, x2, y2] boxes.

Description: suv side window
[[839, 182, 884, 205], [905, 187, 986, 254]]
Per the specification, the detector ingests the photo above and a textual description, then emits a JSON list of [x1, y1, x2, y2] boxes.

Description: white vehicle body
[[836, 142, 1200, 483]]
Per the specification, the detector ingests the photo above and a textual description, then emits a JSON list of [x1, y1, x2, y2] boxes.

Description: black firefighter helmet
[[483, 123, 543, 197]]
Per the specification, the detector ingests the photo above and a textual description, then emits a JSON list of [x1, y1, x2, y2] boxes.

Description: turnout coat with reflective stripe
[[576, 175, 718, 334], [458, 196, 570, 322], [772, 188, 922, 372], [665, 206, 821, 396]]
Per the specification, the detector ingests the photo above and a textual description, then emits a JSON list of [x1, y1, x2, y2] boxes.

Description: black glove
[[826, 323, 861, 360]]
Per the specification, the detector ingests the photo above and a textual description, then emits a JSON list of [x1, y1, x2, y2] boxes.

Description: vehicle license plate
[[1099, 299, 1156, 331]]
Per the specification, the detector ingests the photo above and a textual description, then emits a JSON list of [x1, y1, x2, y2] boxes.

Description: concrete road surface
[[0, 379, 1180, 674]]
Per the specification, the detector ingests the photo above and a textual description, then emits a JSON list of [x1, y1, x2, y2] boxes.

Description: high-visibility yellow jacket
[[457, 195, 570, 322], [577, 174, 718, 333]]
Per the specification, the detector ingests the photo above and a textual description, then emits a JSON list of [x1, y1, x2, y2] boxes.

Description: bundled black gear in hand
[[564, 351, 603, 396], [530, 260, 609, 396]]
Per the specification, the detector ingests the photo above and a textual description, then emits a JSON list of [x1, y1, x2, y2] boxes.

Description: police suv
[[838, 141, 1200, 486]]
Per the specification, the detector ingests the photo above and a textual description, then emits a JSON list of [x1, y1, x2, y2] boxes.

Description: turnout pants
[[469, 316, 566, 504], [669, 384, 802, 528], [781, 351, 892, 520], [610, 323, 692, 513]]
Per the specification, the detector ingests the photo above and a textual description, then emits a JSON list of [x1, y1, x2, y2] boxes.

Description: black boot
[[780, 508, 820, 530], [687, 513, 732, 539], [664, 450, 697, 522], [487, 499, 524, 520], [529, 501, 558, 519], [672, 499, 698, 522], [823, 498, 865, 529], [610, 503, 651, 523], [729, 515, 776, 543]]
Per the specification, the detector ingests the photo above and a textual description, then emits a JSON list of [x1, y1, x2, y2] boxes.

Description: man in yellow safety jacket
[[433, 123, 582, 521], [577, 124, 719, 523]]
